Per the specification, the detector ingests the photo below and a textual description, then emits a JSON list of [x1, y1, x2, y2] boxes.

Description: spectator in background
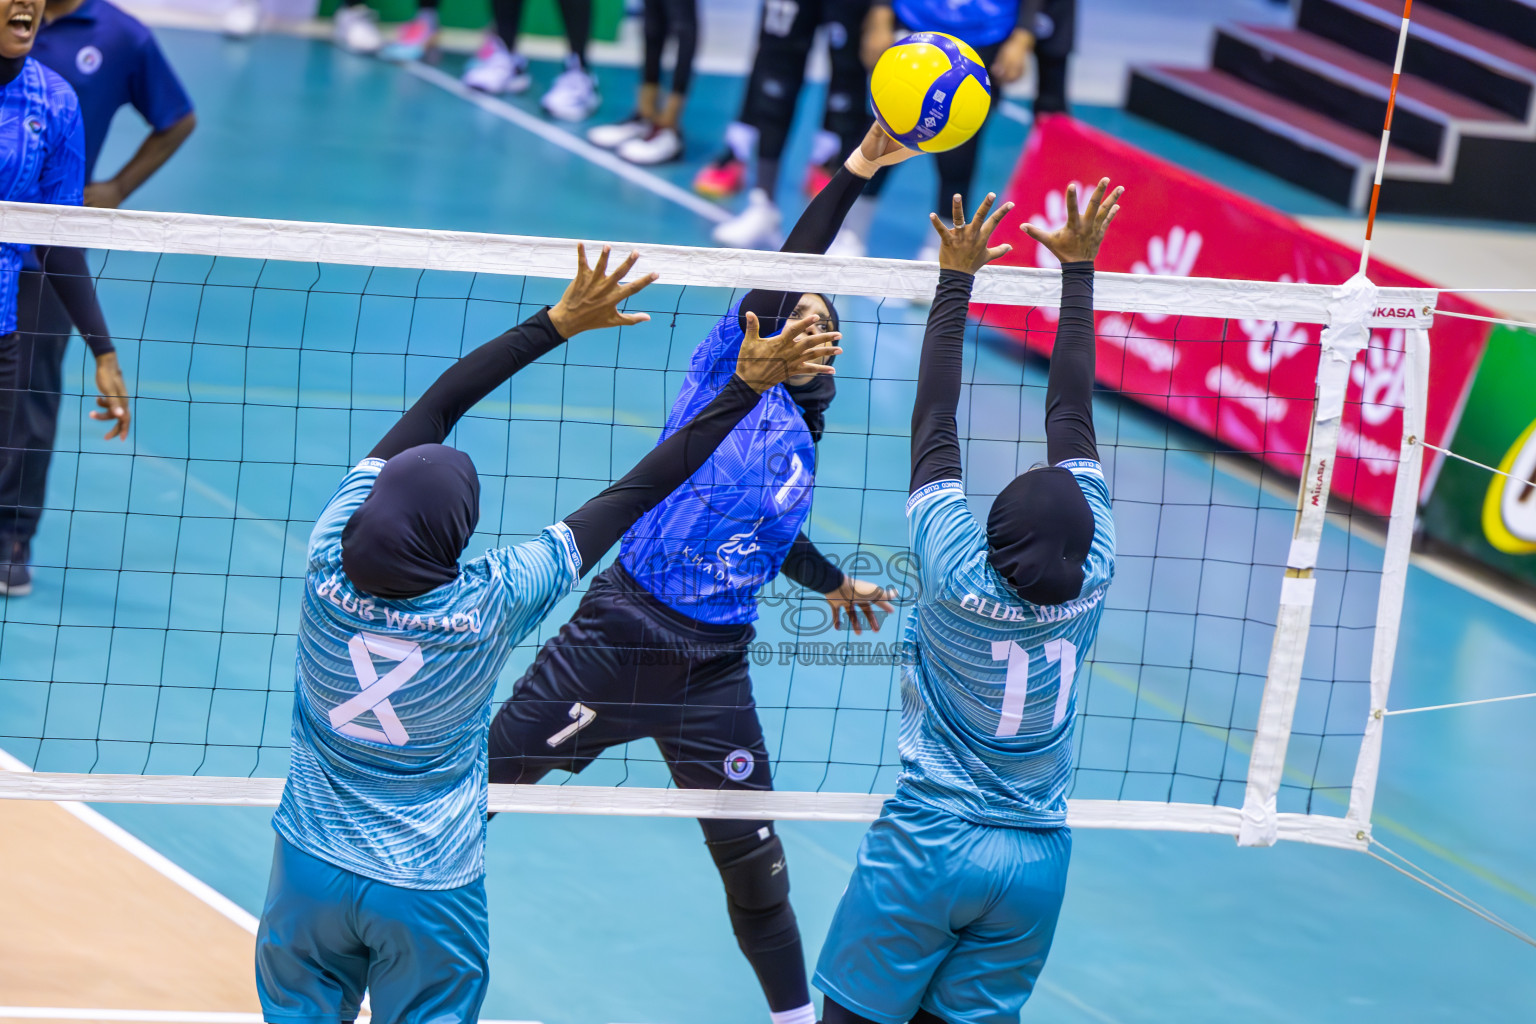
[[696, 0, 871, 252], [0, 0, 195, 594], [584, 0, 697, 164]]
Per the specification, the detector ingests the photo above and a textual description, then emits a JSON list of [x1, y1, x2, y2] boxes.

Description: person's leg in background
[[609, 0, 696, 164], [1031, 0, 1075, 116], [540, 0, 602, 121], [0, 270, 69, 596], [807, 0, 871, 255], [462, 0, 535, 94], [705, 0, 824, 247]]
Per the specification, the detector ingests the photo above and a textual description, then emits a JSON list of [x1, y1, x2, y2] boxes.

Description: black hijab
[[785, 293, 839, 443], [986, 467, 1096, 606], [341, 443, 480, 600]]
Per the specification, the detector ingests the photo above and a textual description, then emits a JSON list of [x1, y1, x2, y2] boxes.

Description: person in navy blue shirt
[[0, 0, 193, 594]]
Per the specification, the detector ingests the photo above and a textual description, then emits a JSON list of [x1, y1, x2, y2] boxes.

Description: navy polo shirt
[[32, 0, 192, 181]]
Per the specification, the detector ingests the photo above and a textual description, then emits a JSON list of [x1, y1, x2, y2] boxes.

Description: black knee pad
[[706, 823, 800, 952], [708, 825, 790, 910]]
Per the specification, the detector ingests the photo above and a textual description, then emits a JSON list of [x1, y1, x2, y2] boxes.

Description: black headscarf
[[986, 467, 1096, 606], [785, 293, 839, 443], [341, 443, 480, 600]]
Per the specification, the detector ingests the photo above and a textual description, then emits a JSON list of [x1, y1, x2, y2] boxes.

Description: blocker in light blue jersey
[[897, 459, 1115, 829], [0, 57, 84, 335], [619, 299, 816, 624], [272, 457, 580, 891]]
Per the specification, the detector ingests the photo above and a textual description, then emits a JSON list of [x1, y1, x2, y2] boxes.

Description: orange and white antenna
[[1360, 0, 1416, 277]]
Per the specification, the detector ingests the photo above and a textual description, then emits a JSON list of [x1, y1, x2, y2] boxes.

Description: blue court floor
[[1, 27, 1532, 1024]]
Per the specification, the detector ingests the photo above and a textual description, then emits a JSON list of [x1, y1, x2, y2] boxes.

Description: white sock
[[770, 1003, 816, 1024]]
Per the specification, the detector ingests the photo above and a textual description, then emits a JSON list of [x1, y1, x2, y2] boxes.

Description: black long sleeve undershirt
[[733, 164, 868, 593], [367, 308, 566, 462], [909, 261, 1099, 493], [1045, 261, 1098, 465], [737, 165, 868, 332], [35, 246, 113, 356], [561, 376, 764, 576], [909, 269, 973, 492]]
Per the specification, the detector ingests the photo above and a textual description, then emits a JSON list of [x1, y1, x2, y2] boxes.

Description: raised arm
[[369, 246, 656, 461], [560, 313, 842, 575], [737, 122, 915, 331], [910, 193, 1016, 493], [1023, 179, 1123, 465]]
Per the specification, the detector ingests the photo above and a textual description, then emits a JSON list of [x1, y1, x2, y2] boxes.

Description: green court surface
[[0, 27, 1531, 1024]]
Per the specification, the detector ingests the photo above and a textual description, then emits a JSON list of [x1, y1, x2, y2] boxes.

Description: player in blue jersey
[[254, 244, 842, 1024], [487, 121, 913, 1024], [814, 178, 1122, 1024], [0, 0, 130, 595]]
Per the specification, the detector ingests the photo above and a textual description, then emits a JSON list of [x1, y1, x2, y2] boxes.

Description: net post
[[1238, 276, 1378, 847], [1346, 324, 1431, 835]]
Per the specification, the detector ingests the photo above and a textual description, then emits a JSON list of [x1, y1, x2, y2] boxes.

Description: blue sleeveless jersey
[[619, 302, 816, 624], [898, 461, 1116, 828], [274, 459, 581, 890], [0, 57, 84, 335], [893, 0, 1020, 48]]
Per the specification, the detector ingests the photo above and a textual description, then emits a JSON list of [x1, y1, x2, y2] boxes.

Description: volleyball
[[870, 31, 992, 153]]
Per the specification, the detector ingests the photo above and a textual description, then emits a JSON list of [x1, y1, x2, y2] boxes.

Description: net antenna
[[1359, 0, 1415, 276]]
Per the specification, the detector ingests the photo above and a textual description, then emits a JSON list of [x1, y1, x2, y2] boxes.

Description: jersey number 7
[[990, 638, 1076, 738]]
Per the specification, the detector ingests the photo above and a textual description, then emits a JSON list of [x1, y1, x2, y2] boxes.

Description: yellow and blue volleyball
[[870, 31, 992, 153]]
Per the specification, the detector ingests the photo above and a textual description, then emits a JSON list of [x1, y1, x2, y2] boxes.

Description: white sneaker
[[713, 189, 783, 249], [332, 4, 383, 53], [222, 0, 261, 37], [588, 114, 650, 150], [462, 37, 530, 94], [541, 56, 600, 122], [617, 126, 682, 165], [826, 228, 866, 259]]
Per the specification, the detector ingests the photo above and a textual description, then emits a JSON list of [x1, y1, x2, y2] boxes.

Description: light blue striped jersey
[[0, 57, 84, 335], [274, 458, 580, 890], [899, 460, 1115, 828]]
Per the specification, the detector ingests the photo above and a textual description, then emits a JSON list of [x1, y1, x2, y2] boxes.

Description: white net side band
[[0, 202, 1435, 327]]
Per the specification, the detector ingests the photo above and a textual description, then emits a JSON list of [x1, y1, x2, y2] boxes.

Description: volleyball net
[[0, 201, 1433, 850]]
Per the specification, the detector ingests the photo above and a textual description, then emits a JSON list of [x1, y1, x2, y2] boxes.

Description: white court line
[[0, 747, 260, 935], [400, 61, 729, 225], [0, 1012, 543, 1024], [1000, 99, 1034, 126]]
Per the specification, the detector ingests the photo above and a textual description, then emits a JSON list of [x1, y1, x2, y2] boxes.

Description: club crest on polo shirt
[[75, 45, 103, 74], [24, 117, 42, 135]]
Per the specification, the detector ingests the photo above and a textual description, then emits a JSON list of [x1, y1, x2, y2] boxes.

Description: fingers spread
[[1065, 183, 1080, 230], [575, 242, 588, 275], [593, 244, 612, 278], [981, 199, 1013, 237], [973, 192, 996, 227], [951, 193, 965, 228], [616, 271, 659, 300], [743, 310, 761, 340], [609, 249, 640, 285]]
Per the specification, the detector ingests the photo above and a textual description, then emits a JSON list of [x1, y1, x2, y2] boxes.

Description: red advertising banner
[[982, 114, 1493, 516]]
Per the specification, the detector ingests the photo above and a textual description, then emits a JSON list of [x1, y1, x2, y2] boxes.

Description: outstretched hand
[[548, 244, 659, 338], [823, 574, 897, 635], [735, 312, 843, 394], [847, 121, 918, 176], [1023, 178, 1123, 265], [929, 192, 1015, 276]]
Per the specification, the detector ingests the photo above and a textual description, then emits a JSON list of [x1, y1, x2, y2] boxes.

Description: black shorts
[[488, 563, 772, 792]]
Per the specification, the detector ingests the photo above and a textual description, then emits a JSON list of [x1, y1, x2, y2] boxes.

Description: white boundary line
[[0, 747, 259, 935], [0, 1011, 542, 1024], [399, 62, 730, 225]]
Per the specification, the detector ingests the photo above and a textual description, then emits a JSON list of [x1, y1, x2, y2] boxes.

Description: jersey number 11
[[991, 638, 1076, 738]]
